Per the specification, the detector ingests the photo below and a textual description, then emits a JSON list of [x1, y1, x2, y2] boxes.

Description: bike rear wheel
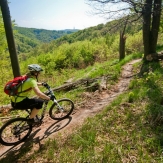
[[0, 118, 32, 146], [49, 98, 74, 120]]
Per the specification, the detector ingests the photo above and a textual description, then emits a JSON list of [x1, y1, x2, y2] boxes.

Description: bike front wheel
[[49, 98, 74, 120], [0, 118, 32, 146]]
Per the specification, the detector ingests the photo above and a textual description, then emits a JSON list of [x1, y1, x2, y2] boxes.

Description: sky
[[8, 0, 106, 30]]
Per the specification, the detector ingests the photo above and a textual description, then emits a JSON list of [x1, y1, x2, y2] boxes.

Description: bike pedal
[[32, 121, 42, 127]]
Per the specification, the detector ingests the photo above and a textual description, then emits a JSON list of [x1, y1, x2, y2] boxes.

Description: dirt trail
[[0, 59, 141, 160]]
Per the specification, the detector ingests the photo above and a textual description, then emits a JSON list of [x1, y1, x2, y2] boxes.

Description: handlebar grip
[[42, 83, 50, 89]]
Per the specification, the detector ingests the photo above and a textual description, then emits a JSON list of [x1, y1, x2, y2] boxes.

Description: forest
[[13, 26, 78, 53]]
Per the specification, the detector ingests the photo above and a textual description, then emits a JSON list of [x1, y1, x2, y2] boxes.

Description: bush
[[126, 31, 143, 54]]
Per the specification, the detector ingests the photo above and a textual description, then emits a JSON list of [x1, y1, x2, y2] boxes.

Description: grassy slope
[[31, 56, 163, 163], [2, 53, 163, 162]]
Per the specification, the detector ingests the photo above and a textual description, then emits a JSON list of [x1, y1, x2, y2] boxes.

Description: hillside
[[13, 17, 142, 55], [14, 26, 79, 43], [14, 26, 79, 54]]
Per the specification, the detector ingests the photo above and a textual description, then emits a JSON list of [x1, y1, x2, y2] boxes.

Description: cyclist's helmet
[[28, 64, 43, 72]]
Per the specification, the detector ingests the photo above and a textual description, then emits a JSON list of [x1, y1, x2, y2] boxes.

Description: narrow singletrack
[[0, 59, 141, 161]]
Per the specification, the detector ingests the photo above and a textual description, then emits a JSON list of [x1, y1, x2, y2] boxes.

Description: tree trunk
[[119, 17, 128, 61], [149, 0, 162, 53], [119, 31, 126, 60], [142, 0, 153, 59], [143, 0, 162, 60], [0, 0, 21, 77]]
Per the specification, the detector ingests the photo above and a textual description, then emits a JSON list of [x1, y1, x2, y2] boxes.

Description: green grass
[[2, 52, 163, 162]]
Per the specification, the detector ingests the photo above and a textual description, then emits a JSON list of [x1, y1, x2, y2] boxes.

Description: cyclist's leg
[[29, 108, 39, 119], [27, 98, 44, 123], [12, 98, 44, 123]]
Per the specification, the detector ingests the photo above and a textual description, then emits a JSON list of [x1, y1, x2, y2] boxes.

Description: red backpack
[[4, 75, 32, 96]]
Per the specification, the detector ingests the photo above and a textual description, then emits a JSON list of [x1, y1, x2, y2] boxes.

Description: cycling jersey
[[11, 77, 37, 103]]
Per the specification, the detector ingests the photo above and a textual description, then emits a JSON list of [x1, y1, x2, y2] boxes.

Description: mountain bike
[[0, 83, 74, 146]]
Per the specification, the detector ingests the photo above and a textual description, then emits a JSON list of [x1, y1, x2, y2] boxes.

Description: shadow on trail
[[0, 128, 40, 163], [0, 117, 72, 163], [32, 116, 72, 143]]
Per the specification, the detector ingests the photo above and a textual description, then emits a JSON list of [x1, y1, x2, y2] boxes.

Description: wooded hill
[[14, 26, 79, 54], [14, 17, 142, 56]]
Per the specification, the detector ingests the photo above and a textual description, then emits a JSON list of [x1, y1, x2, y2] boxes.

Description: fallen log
[[0, 76, 109, 112], [146, 51, 163, 61], [51, 77, 101, 92]]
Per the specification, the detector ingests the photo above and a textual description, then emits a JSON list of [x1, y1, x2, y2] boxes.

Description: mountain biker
[[11, 64, 54, 124]]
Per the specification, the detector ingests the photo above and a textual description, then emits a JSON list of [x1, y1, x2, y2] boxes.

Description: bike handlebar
[[43, 83, 56, 99]]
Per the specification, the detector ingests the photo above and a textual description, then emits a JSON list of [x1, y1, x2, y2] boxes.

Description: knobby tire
[[49, 98, 74, 120], [0, 117, 32, 146]]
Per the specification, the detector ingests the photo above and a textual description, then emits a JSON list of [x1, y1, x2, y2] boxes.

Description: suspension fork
[[41, 101, 48, 120], [53, 99, 64, 111]]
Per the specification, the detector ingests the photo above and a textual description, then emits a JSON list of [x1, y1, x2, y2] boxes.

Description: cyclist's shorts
[[11, 97, 44, 110]]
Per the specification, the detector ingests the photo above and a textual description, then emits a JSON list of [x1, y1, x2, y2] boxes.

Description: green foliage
[[26, 32, 144, 76], [14, 26, 78, 43], [14, 26, 78, 54], [126, 31, 143, 54], [15, 32, 40, 53], [37, 39, 110, 71], [128, 91, 135, 102], [14, 16, 143, 56]]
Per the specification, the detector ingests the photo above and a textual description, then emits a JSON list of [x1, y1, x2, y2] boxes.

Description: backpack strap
[[18, 87, 32, 94], [13, 78, 32, 103]]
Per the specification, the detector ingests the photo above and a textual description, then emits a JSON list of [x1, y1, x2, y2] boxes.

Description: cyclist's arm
[[33, 86, 50, 100], [37, 82, 43, 86]]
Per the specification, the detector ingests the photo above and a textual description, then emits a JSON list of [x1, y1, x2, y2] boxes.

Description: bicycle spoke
[[0, 118, 32, 146], [49, 99, 74, 120]]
